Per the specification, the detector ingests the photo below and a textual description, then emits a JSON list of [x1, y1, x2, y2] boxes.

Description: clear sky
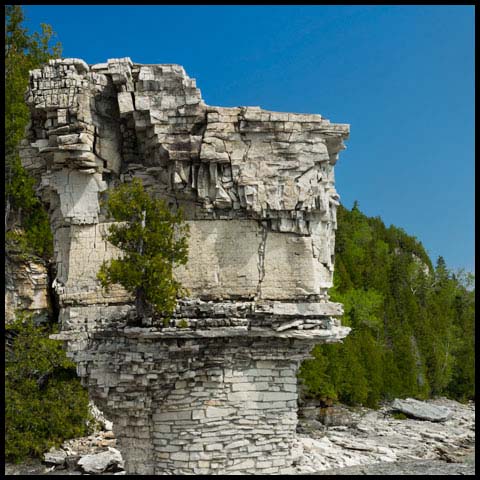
[[23, 5, 475, 273]]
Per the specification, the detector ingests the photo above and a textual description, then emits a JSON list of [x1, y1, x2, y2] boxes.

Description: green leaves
[[5, 5, 61, 160], [300, 203, 475, 408], [4, 10, 68, 460], [334, 288, 384, 332], [98, 179, 189, 321], [5, 314, 91, 462], [5, 5, 60, 259]]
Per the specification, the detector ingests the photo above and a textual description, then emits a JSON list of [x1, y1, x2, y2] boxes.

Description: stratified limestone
[[21, 57, 350, 474], [5, 251, 51, 324]]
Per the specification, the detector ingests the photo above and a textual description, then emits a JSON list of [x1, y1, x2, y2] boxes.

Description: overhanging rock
[[21, 57, 350, 474]]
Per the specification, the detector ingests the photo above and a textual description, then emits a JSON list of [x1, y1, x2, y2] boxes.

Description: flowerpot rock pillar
[[21, 57, 350, 474]]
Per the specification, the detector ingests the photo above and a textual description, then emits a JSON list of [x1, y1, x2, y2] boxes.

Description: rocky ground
[[5, 398, 474, 475], [294, 397, 475, 475]]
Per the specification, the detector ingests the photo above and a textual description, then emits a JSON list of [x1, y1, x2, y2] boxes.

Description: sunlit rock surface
[[21, 57, 350, 474], [5, 252, 51, 324]]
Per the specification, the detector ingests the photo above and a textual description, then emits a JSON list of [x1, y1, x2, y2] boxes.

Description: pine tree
[[420, 257, 458, 395], [97, 179, 190, 323], [5, 314, 92, 462], [447, 271, 475, 400], [5, 5, 61, 257], [299, 202, 474, 407]]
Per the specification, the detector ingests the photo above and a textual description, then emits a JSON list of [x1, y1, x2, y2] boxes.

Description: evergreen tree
[[447, 271, 475, 400], [421, 257, 458, 395], [97, 178, 190, 323], [300, 202, 474, 407], [5, 314, 92, 462], [4, 10, 94, 463], [5, 5, 61, 258], [299, 345, 338, 402]]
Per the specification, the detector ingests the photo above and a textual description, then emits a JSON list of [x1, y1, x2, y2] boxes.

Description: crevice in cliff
[[47, 260, 60, 325], [131, 91, 136, 111], [192, 111, 208, 202], [256, 222, 268, 300]]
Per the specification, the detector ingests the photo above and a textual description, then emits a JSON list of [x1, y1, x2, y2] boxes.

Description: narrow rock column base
[[68, 330, 317, 474]]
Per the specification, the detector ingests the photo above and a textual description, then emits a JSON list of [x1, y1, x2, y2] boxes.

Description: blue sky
[[23, 5, 475, 273]]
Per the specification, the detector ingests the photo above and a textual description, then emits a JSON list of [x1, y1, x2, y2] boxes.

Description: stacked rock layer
[[20, 57, 350, 474]]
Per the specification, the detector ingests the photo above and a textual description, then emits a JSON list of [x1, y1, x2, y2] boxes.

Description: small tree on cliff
[[97, 178, 189, 322]]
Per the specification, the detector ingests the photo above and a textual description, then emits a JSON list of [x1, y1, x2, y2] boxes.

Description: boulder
[[88, 400, 114, 432], [44, 447, 67, 466], [318, 404, 358, 427], [391, 398, 452, 422], [77, 447, 124, 474]]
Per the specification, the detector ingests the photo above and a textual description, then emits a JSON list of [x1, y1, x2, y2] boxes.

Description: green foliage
[[5, 5, 60, 259], [178, 319, 189, 328], [5, 5, 61, 159], [447, 276, 475, 401], [6, 205, 53, 259], [5, 313, 92, 463], [299, 345, 339, 402], [333, 288, 384, 332], [5, 10, 64, 455], [299, 202, 475, 408], [98, 178, 190, 322]]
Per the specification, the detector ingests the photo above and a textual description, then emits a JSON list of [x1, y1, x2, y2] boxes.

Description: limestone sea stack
[[20, 57, 350, 475]]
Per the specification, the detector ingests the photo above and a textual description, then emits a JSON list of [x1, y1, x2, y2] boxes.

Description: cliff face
[[20, 57, 350, 475], [5, 252, 51, 324]]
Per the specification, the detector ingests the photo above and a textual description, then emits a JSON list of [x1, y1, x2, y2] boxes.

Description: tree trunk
[[5, 197, 11, 232], [135, 209, 148, 319], [135, 286, 147, 318]]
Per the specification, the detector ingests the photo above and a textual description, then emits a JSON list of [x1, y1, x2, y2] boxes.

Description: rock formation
[[391, 398, 452, 422], [20, 57, 350, 474], [5, 251, 51, 324], [296, 397, 475, 474]]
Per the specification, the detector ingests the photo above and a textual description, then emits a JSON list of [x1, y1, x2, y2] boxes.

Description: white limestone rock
[[295, 398, 474, 474], [44, 448, 67, 466], [391, 398, 452, 422], [21, 57, 351, 476], [5, 253, 50, 324], [77, 447, 124, 474]]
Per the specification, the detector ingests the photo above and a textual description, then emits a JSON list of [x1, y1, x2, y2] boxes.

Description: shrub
[[5, 313, 92, 463]]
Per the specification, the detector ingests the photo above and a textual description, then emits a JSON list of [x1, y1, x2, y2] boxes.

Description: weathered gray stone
[[44, 448, 67, 466], [257, 301, 344, 317], [5, 252, 51, 324], [391, 398, 452, 422], [295, 398, 474, 474], [21, 57, 350, 475], [77, 447, 123, 474]]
